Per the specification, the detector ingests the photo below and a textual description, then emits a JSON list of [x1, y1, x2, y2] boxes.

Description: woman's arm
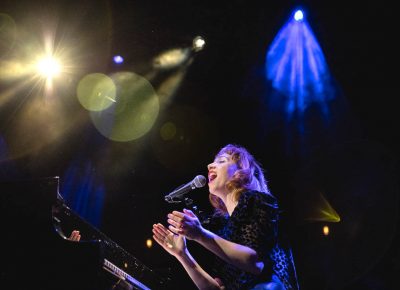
[[152, 223, 225, 290], [167, 210, 264, 275], [197, 227, 264, 275], [176, 248, 225, 290]]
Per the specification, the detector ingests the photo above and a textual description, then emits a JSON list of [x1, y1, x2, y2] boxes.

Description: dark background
[[0, 1, 398, 289]]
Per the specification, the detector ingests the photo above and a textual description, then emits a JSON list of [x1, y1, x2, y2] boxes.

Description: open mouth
[[208, 172, 217, 183]]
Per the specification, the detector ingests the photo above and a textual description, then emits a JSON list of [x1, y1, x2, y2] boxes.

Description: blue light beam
[[265, 9, 335, 120], [61, 160, 105, 227]]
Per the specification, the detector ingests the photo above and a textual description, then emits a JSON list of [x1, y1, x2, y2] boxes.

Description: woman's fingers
[[183, 208, 196, 217], [152, 225, 166, 240], [168, 225, 181, 234], [152, 226, 168, 244], [153, 223, 178, 240], [168, 212, 192, 231], [152, 233, 163, 245], [171, 211, 184, 219], [68, 230, 81, 242], [167, 218, 182, 229], [168, 212, 185, 224], [152, 225, 177, 251], [154, 223, 170, 235]]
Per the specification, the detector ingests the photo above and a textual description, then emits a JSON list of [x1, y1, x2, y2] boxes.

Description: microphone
[[164, 175, 207, 203]]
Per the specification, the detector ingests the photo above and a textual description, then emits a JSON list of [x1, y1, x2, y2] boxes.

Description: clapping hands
[[167, 208, 204, 241], [152, 223, 186, 257]]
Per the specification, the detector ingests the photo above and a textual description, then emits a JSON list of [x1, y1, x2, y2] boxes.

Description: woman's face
[[207, 153, 239, 197]]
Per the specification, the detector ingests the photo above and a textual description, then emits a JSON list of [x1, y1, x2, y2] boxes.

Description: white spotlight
[[192, 36, 205, 52], [294, 10, 304, 21], [37, 56, 61, 79]]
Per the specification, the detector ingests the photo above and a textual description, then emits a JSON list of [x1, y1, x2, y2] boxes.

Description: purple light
[[113, 55, 124, 64]]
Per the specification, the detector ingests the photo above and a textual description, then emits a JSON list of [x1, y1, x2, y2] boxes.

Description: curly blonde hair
[[209, 144, 272, 214]]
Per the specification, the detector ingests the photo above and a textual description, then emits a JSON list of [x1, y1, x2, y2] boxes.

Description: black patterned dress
[[205, 190, 299, 290]]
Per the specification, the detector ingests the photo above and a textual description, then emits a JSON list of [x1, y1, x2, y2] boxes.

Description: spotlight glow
[[323, 225, 330, 236], [265, 8, 335, 117], [192, 36, 205, 52], [304, 192, 341, 223], [36, 56, 61, 79], [153, 48, 190, 69], [113, 55, 124, 64], [294, 10, 304, 21]]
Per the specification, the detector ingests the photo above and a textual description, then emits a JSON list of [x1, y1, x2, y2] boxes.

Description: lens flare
[[90, 71, 160, 142], [36, 56, 61, 79], [160, 122, 176, 140], [0, 13, 17, 58], [77, 73, 116, 111]]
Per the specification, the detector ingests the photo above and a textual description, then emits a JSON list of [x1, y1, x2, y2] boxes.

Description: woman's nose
[[207, 163, 215, 170]]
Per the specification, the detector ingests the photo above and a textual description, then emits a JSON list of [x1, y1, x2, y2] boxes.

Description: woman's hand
[[67, 230, 81, 242], [152, 223, 186, 258], [154, 224, 226, 290], [167, 209, 204, 241]]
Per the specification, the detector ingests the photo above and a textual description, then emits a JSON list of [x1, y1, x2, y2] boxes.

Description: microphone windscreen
[[193, 175, 207, 188]]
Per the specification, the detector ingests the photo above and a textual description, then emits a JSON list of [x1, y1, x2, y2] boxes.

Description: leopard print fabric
[[206, 190, 299, 290], [270, 244, 299, 290]]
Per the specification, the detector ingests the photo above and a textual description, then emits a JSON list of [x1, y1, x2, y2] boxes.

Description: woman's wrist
[[196, 227, 211, 244], [176, 249, 194, 265], [189, 225, 203, 243]]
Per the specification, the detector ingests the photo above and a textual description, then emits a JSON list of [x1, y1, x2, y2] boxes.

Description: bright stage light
[[36, 56, 61, 79], [192, 36, 205, 52], [146, 238, 153, 248], [294, 10, 304, 21], [113, 55, 124, 64], [323, 225, 330, 236], [153, 48, 190, 69]]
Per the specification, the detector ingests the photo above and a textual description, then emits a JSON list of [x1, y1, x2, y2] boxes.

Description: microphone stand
[[164, 187, 210, 225], [183, 198, 210, 226]]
